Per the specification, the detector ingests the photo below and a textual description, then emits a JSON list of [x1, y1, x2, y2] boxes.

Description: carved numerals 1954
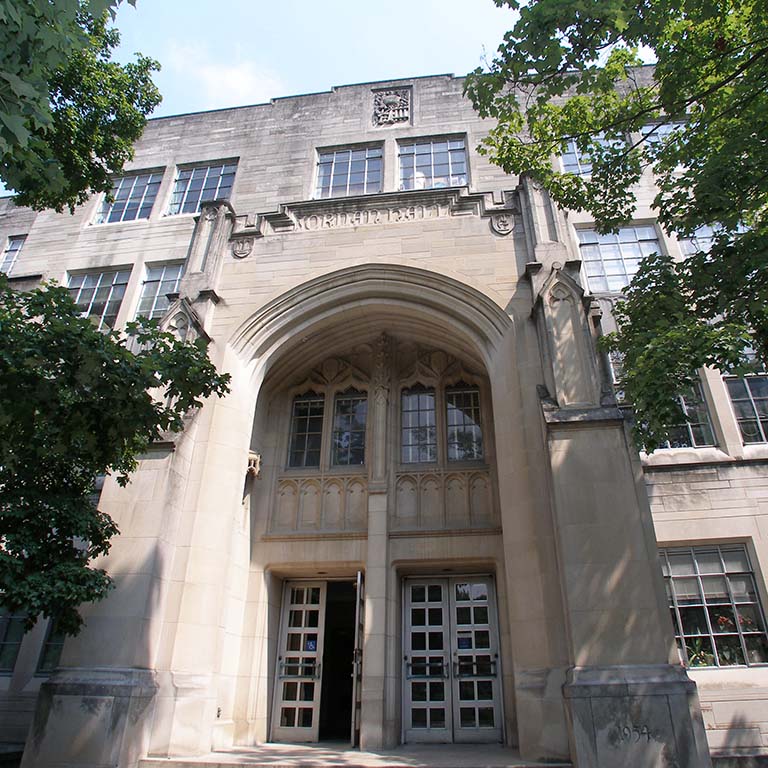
[[619, 724, 652, 744]]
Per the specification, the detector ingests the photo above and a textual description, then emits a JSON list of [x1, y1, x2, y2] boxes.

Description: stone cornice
[[229, 187, 521, 244]]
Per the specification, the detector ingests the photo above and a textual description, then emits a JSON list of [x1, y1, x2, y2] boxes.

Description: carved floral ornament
[[293, 356, 369, 392], [372, 88, 411, 126], [400, 349, 480, 386]]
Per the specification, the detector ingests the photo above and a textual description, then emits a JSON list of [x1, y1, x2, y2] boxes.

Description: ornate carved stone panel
[[392, 469, 496, 530], [372, 88, 411, 126], [271, 476, 369, 533]]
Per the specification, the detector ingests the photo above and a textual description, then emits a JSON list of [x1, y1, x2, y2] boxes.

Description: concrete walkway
[[139, 742, 571, 768]]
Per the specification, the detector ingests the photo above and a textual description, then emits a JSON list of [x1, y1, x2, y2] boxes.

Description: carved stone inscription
[[294, 203, 448, 231]]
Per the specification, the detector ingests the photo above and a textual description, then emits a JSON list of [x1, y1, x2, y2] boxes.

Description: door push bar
[[453, 659, 498, 678], [405, 658, 449, 679], [278, 659, 322, 679]]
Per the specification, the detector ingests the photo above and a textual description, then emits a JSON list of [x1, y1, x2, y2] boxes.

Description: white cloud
[[165, 41, 286, 110]]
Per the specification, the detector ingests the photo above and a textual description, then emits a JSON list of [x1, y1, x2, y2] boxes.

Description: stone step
[[138, 744, 572, 768]]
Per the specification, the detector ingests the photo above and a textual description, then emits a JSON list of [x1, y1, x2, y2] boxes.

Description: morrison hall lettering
[[293, 203, 448, 231]]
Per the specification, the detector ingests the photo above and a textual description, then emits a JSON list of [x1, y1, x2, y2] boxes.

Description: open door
[[350, 570, 365, 746]]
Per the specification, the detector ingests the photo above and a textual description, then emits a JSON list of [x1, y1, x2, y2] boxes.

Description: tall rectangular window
[[678, 224, 719, 256], [399, 138, 467, 191], [577, 225, 660, 292], [135, 263, 184, 320], [331, 390, 367, 466], [1, 235, 25, 275], [168, 161, 237, 215], [95, 171, 163, 224], [0, 608, 26, 673], [610, 353, 714, 448], [68, 269, 131, 330], [726, 375, 768, 444], [560, 134, 619, 176], [401, 386, 437, 463], [659, 384, 716, 449], [288, 393, 324, 468], [37, 621, 65, 675], [316, 147, 382, 198], [661, 544, 768, 667], [446, 387, 483, 461]]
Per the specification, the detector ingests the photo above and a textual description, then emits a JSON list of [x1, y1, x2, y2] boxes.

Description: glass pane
[[684, 637, 715, 667], [412, 682, 427, 701], [714, 635, 745, 666], [412, 709, 427, 728]]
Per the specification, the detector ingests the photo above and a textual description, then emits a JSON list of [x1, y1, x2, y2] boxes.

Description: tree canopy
[[465, 0, 768, 450], [0, 279, 230, 634], [0, 0, 160, 212]]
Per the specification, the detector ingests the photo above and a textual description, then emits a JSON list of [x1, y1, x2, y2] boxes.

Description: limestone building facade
[[0, 74, 767, 767]]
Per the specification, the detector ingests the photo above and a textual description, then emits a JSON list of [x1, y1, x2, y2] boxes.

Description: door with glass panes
[[272, 582, 327, 742], [403, 577, 502, 743]]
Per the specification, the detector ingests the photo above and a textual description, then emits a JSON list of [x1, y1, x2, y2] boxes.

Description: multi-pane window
[[640, 121, 686, 146], [315, 147, 382, 198], [288, 393, 325, 468], [726, 376, 768, 444], [95, 172, 163, 224], [167, 162, 237, 215], [578, 225, 660, 292], [679, 224, 718, 257], [37, 621, 65, 675], [135, 263, 184, 320], [446, 386, 483, 461], [1, 235, 25, 274], [659, 384, 716, 449], [399, 138, 467, 191], [661, 544, 768, 667], [401, 386, 437, 463], [610, 353, 714, 448], [0, 608, 26, 673], [560, 134, 619, 176], [331, 389, 367, 466], [68, 269, 131, 330]]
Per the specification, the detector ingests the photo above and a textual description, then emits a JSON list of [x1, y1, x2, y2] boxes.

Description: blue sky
[[112, 0, 515, 117]]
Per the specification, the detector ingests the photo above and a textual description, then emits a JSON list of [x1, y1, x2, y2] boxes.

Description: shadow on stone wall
[[20, 543, 163, 768]]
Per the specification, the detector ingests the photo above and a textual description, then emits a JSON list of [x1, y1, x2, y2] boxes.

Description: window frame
[[1, 234, 25, 275], [577, 223, 662, 293], [93, 169, 164, 225], [67, 268, 133, 331], [314, 144, 383, 199], [166, 159, 238, 216], [725, 374, 768, 444], [609, 354, 716, 449], [661, 543, 768, 668], [397, 135, 469, 192], [560, 133, 624, 177], [0, 607, 26, 675], [134, 262, 184, 321], [398, 377, 487, 469], [284, 384, 370, 473], [36, 619, 65, 676], [330, 388, 369, 467]]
